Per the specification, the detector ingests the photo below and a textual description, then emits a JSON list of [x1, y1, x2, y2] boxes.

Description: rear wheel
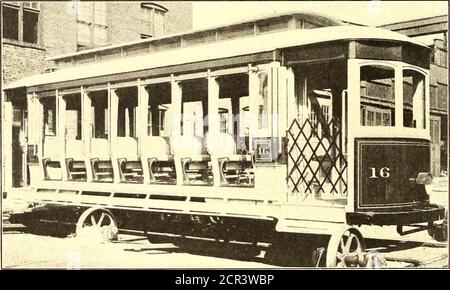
[[76, 207, 118, 242]]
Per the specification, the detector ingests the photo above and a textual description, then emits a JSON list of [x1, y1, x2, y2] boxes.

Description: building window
[[257, 72, 269, 130], [219, 108, 229, 133], [2, 4, 19, 40], [361, 106, 392, 127], [148, 105, 169, 136], [153, 9, 165, 35], [2, 2, 39, 43], [77, 2, 108, 48], [309, 104, 331, 138], [41, 97, 57, 136], [158, 109, 166, 133], [90, 91, 109, 139], [360, 65, 396, 127], [141, 2, 168, 37], [23, 7, 38, 43], [64, 95, 82, 140]]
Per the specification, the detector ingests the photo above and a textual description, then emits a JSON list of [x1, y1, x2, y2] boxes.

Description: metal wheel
[[76, 207, 118, 242], [428, 218, 448, 242], [326, 226, 366, 268]]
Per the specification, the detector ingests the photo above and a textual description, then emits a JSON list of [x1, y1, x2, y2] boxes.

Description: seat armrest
[[181, 157, 192, 184], [218, 157, 230, 185], [147, 157, 157, 183], [65, 158, 74, 180]]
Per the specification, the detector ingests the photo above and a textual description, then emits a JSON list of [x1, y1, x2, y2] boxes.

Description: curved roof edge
[[5, 26, 429, 91]]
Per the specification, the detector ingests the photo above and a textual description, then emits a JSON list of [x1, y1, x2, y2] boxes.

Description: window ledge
[[2, 38, 45, 50]]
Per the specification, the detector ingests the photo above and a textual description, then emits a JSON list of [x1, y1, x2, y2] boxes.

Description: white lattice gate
[[287, 117, 347, 202]]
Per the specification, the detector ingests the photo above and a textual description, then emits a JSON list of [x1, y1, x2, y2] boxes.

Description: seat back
[[205, 133, 235, 157], [117, 137, 138, 159], [171, 135, 203, 157], [141, 136, 170, 159], [43, 137, 63, 159], [91, 138, 109, 159], [65, 139, 84, 159]]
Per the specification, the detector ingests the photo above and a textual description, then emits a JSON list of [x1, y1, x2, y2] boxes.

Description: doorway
[[11, 96, 28, 187]]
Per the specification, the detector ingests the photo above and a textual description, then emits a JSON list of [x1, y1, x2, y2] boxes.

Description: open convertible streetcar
[[3, 13, 446, 267]]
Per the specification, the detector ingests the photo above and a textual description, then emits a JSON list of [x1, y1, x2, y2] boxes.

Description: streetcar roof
[[5, 26, 428, 91], [47, 10, 346, 62]]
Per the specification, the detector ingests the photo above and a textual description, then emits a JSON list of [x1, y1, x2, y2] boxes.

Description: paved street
[[2, 225, 447, 269], [1, 232, 277, 269]]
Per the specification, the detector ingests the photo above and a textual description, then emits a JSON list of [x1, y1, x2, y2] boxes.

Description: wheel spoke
[[339, 238, 346, 251], [90, 215, 97, 227], [327, 228, 365, 268], [355, 240, 362, 253], [345, 233, 355, 253], [336, 260, 346, 267], [98, 212, 106, 226]]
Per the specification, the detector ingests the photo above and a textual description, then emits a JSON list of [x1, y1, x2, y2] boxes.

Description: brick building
[[2, 1, 193, 85], [381, 15, 448, 175]]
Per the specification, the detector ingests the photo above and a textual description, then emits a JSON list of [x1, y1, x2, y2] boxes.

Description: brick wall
[[430, 39, 448, 112], [108, 3, 150, 44], [108, 2, 193, 44], [39, 2, 78, 57], [161, 1, 193, 34], [2, 2, 193, 85], [2, 42, 46, 85], [2, 2, 78, 85]]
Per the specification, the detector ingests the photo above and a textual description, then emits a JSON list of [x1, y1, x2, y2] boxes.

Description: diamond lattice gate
[[287, 118, 347, 202]]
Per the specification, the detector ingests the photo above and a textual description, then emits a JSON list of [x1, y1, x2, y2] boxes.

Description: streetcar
[[2, 12, 447, 267]]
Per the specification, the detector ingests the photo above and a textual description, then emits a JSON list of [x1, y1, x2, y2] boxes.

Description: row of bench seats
[[42, 134, 255, 187]]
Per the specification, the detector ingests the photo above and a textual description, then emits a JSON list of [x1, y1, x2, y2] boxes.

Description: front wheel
[[428, 215, 448, 242], [326, 226, 366, 268]]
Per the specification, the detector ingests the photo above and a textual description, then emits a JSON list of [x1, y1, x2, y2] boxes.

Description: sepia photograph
[[0, 0, 448, 272]]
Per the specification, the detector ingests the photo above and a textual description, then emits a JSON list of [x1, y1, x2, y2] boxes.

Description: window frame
[[351, 59, 430, 140], [22, 6, 39, 44], [2, 4, 20, 41], [41, 96, 57, 137], [361, 105, 392, 127], [76, 2, 109, 48], [2, 2, 40, 44], [141, 3, 167, 37], [402, 66, 427, 129], [359, 63, 396, 128]]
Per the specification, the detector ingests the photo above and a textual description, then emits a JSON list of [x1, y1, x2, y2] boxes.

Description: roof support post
[[346, 59, 361, 213], [138, 80, 151, 184], [207, 69, 221, 186], [109, 83, 120, 183], [394, 66, 403, 128], [26, 93, 42, 185], [81, 86, 93, 182], [57, 89, 68, 181], [171, 74, 183, 186], [248, 64, 259, 152]]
